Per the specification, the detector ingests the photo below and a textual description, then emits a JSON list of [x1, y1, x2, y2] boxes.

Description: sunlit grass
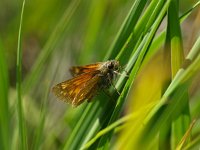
[[0, 0, 200, 150]]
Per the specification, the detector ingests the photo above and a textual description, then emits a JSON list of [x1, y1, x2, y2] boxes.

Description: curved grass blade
[[16, 0, 27, 149], [104, 0, 147, 60], [82, 102, 156, 149]]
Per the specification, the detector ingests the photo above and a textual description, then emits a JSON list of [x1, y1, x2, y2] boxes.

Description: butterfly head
[[106, 60, 119, 71], [100, 60, 120, 76]]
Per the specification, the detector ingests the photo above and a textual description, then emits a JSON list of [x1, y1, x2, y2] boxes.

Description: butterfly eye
[[108, 63, 114, 69]]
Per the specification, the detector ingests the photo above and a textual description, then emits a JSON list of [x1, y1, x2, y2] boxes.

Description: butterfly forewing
[[52, 71, 100, 107], [70, 62, 103, 76]]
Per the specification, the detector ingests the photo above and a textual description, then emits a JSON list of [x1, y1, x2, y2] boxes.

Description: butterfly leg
[[107, 77, 121, 96], [118, 65, 129, 77]]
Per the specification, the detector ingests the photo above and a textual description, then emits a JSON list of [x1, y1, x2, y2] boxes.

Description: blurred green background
[[0, 0, 200, 149]]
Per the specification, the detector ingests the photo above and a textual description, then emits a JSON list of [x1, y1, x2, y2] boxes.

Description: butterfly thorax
[[98, 60, 119, 88]]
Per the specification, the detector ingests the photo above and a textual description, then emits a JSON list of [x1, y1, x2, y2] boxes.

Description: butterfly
[[52, 60, 120, 107]]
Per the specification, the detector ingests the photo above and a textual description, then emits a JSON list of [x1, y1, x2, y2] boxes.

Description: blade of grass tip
[[23, 0, 81, 93], [98, 0, 172, 148], [16, 0, 27, 149], [0, 39, 10, 150]]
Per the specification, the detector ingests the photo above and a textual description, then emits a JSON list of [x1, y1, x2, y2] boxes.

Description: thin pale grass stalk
[[32, 55, 63, 150], [16, 0, 27, 149], [176, 119, 196, 150]]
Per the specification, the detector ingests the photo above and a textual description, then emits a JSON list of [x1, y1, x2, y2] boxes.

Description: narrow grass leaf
[[176, 120, 196, 150], [105, 0, 147, 60], [0, 38, 10, 150], [82, 101, 156, 149], [16, 0, 27, 149]]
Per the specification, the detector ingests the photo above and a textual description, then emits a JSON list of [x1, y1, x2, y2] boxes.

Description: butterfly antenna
[[108, 78, 121, 96]]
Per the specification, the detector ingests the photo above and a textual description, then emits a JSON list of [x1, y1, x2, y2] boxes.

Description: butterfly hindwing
[[52, 71, 100, 107]]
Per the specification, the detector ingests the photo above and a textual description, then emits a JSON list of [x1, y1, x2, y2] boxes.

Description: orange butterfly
[[52, 60, 120, 107]]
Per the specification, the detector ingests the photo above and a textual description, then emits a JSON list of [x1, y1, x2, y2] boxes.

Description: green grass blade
[[97, 1, 172, 149], [16, 0, 27, 149], [160, 0, 190, 148], [116, 0, 165, 65], [140, 35, 200, 148], [104, 0, 147, 60], [168, 0, 184, 77], [0, 38, 10, 150], [168, 0, 190, 147], [82, 101, 156, 149]]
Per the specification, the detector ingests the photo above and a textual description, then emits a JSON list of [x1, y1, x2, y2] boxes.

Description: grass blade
[[0, 38, 10, 150], [16, 0, 27, 149], [97, 0, 172, 149]]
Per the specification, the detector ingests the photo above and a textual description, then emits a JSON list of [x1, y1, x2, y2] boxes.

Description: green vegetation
[[0, 0, 200, 149]]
